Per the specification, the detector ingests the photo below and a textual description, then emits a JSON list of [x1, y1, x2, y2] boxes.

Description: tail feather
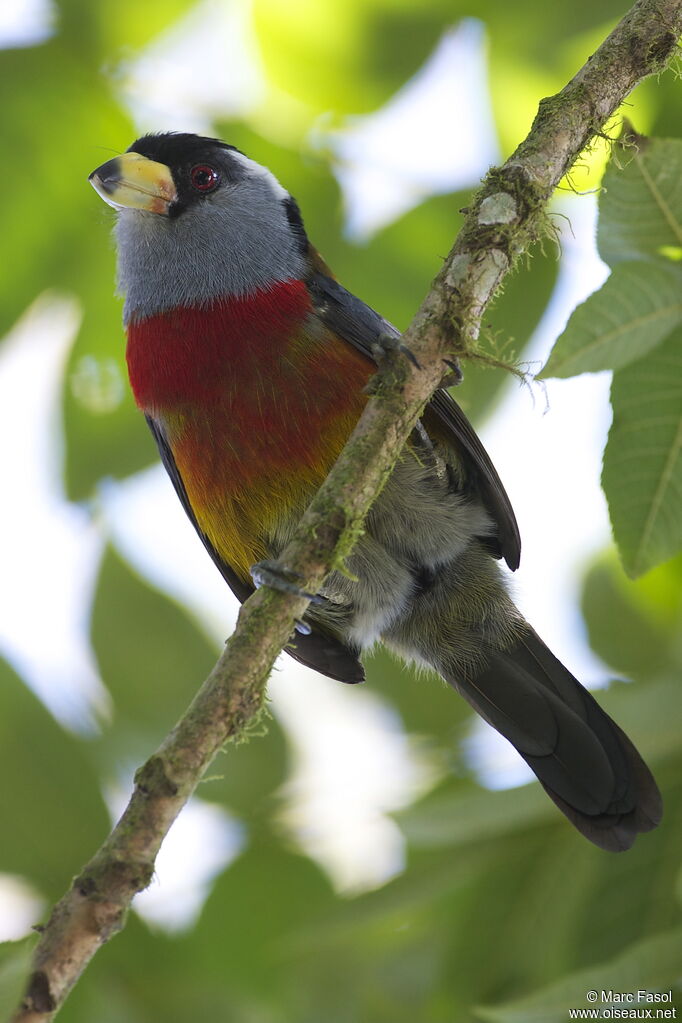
[[444, 627, 662, 851]]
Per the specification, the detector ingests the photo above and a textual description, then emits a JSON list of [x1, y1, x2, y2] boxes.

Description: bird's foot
[[250, 559, 324, 604], [441, 358, 463, 387], [372, 331, 422, 371]]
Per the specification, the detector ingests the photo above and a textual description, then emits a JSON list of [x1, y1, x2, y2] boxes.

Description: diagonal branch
[[13, 1, 682, 1019]]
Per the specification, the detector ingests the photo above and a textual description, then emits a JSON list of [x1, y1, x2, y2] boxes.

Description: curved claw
[[250, 559, 324, 604], [398, 343, 423, 370], [442, 358, 463, 386], [372, 331, 423, 371]]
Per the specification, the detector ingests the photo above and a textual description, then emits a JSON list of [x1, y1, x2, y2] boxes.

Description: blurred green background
[[0, 0, 681, 1019]]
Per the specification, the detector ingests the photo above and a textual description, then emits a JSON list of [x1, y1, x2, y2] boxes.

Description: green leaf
[[365, 647, 472, 746], [541, 261, 682, 378], [581, 555, 677, 677], [0, 939, 34, 1021], [185, 839, 337, 997], [61, 912, 285, 1023], [90, 545, 288, 816], [252, 0, 443, 121], [621, 550, 682, 632], [598, 130, 682, 267], [91, 545, 218, 758], [63, 281, 159, 501], [0, 39, 155, 498], [0, 658, 109, 898], [475, 926, 682, 1022], [602, 327, 682, 577], [397, 781, 551, 850], [600, 676, 682, 766], [0, 43, 132, 335], [58, 0, 199, 60]]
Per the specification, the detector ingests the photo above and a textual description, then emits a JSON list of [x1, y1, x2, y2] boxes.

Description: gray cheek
[[115, 179, 307, 322]]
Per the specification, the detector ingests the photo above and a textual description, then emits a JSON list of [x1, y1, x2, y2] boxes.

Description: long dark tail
[[444, 627, 662, 851]]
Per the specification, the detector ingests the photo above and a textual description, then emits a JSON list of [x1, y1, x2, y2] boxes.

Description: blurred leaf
[[252, 0, 443, 121], [0, 39, 155, 498], [581, 555, 676, 677], [366, 647, 472, 747], [442, 831, 600, 1004], [0, 657, 109, 898], [279, 842, 498, 1022], [475, 926, 682, 1022], [91, 545, 217, 756], [252, 0, 634, 151], [56, 0, 199, 59], [540, 261, 682, 378], [599, 676, 682, 768], [187, 838, 337, 997], [0, 939, 33, 1022], [387, 672, 682, 1010], [64, 287, 158, 501], [198, 708, 289, 820], [91, 545, 289, 815], [0, 43, 131, 334], [281, 749, 682, 1019], [59, 913, 284, 1023], [598, 131, 682, 267], [398, 780, 550, 850], [619, 551, 682, 636], [602, 327, 682, 577], [647, 70, 682, 140]]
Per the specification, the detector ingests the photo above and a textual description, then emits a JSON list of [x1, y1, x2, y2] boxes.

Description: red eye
[[190, 164, 220, 192]]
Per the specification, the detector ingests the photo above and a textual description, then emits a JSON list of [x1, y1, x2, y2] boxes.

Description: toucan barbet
[[89, 132, 662, 851]]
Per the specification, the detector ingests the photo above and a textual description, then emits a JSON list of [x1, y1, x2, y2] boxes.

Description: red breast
[[125, 279, 373, 577]]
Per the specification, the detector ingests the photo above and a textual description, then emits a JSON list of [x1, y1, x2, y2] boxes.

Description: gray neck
[[115, 177, 308, 323]]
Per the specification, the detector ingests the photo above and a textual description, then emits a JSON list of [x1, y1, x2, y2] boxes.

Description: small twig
[[13, 1, 682, 1018]]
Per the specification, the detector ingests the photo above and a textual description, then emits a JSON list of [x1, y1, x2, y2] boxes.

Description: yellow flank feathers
[[160, 346, 372, 581]]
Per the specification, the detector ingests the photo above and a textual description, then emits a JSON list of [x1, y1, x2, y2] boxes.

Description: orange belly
[[127, 282, 373, 579]]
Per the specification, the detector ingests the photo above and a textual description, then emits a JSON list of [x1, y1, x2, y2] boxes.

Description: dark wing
[[428, 392, 521, 571], [307, 272, 521, 571], [145, 415, 365, 684]]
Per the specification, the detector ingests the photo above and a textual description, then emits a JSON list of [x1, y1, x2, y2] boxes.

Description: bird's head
[[89, 132, 310, 321]]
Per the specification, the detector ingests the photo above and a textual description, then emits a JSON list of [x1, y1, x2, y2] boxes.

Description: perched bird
[[89, 131, 661, 851]]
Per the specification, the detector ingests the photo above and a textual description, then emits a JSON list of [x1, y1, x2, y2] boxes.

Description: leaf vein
[[633, 151, 682, 246], [634, 412, 682, 572]]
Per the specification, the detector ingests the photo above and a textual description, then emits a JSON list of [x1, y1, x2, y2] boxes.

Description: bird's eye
[[190, 165, 220, 192]]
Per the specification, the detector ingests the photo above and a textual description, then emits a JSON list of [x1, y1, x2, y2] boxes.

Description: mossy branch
[[13, 1, 682, 1019]]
